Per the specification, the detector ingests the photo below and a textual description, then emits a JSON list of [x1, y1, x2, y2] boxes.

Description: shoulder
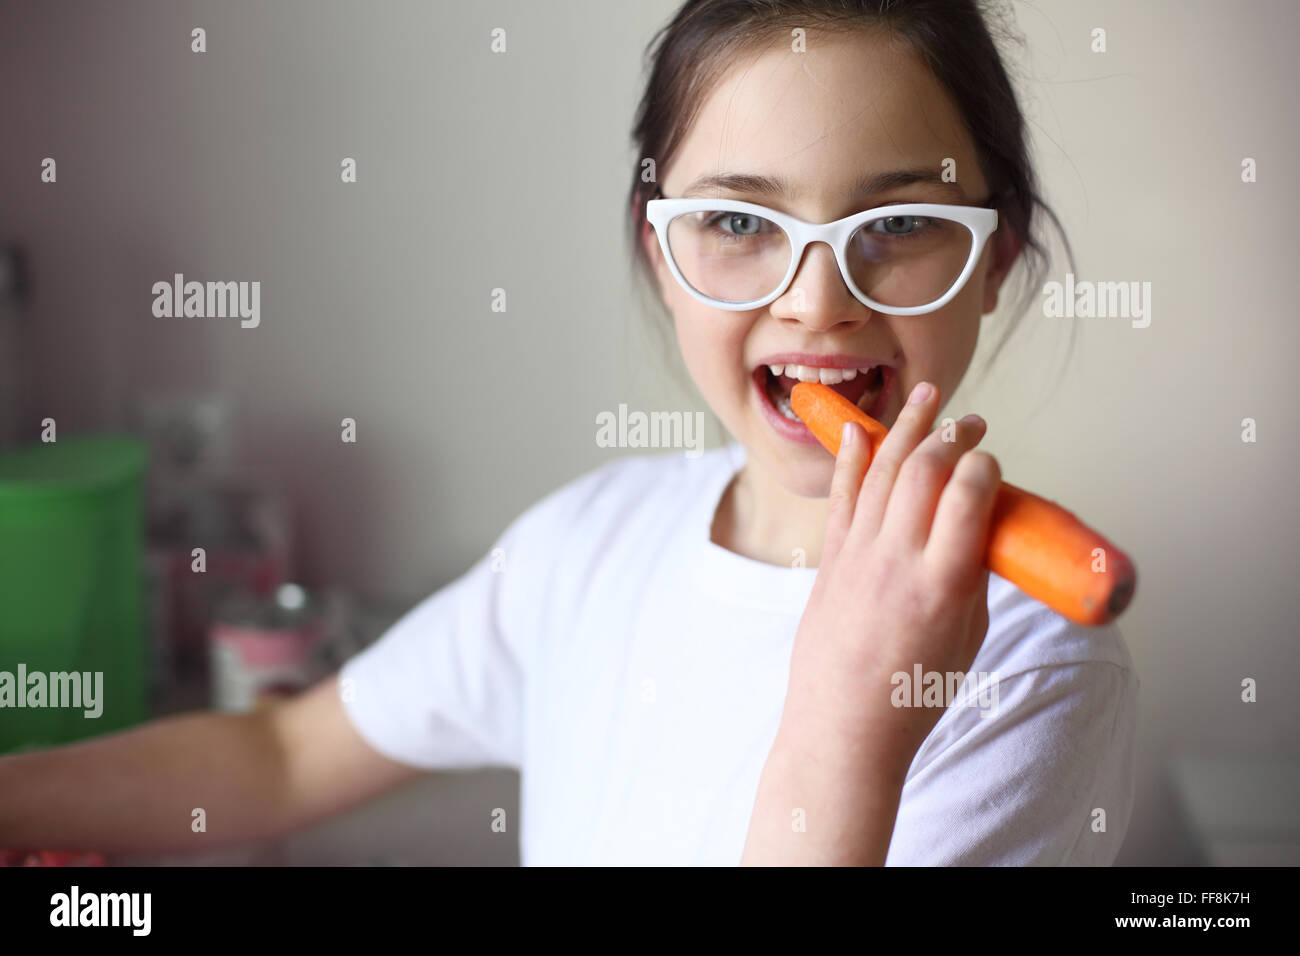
[[960, 572, 1140, 753], [914, 572, 1141, 798], [914, 570, 1141, 788], [975, 572, 1136, 679], [893, 577, 1140, 863]]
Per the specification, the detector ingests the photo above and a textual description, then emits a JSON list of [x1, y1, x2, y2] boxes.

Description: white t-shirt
[[339, 442, 1139, 866]]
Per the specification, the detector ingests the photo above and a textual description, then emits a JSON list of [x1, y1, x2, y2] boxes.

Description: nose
[[771, 239, 870, 331]]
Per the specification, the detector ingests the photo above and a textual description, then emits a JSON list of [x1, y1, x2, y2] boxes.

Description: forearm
[[0, 709, 293, 855], [741, 717, 912, 866]]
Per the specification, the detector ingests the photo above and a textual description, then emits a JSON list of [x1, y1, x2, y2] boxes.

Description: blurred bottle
[[210, 583, 375, 713], [210, 583, 325, 713], [130, 394, 291, 712]]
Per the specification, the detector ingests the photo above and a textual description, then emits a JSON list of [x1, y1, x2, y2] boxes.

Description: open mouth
[[760, 362, 887, 421]]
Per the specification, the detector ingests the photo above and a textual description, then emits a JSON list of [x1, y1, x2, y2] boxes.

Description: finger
[[849, 380, 941, 542], [879, 413, 988, 550], [924, 448, 1002, 594], [822, 421, 872, 565]]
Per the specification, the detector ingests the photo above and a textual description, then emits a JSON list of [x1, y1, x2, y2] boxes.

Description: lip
[[752, 362, 899, 447]]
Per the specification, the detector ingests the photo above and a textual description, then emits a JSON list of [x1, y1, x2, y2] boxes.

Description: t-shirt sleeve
[[334, 470, 587, 771], [336, 542, 525, 771], [883, 658, 1139, 866]]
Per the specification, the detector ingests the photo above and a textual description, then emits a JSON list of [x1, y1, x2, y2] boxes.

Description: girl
[[0, 0, 1137, 866]]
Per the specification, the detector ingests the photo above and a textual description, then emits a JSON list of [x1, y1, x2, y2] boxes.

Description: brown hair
[[625, 0, 1076, 386]]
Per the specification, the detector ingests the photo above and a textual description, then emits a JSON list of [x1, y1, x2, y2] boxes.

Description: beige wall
[[2, 0, 1296, 864]]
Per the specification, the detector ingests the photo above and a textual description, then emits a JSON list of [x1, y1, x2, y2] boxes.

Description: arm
[[742, 384, 1000, 865], [741, 713, 912, 865], [0, 672, 424, 854]]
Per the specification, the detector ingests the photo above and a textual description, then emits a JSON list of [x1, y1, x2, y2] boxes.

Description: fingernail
[[841, 421, 856, 447], [960, 413, 985, 427], [909, 382, 932, 405]]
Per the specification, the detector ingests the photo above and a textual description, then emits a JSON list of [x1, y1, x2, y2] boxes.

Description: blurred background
[[0, 0, 1296, 865]]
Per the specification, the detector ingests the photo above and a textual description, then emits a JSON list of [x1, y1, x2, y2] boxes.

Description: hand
[[782, 381, 1002, 773]]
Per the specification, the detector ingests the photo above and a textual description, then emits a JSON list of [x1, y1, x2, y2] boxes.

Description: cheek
[[670, 303, 753, 416], [652, 245, 754, 425], [945, 285, 984, 376], [895, 301, 981, 391], [676, 310, 736, 384]]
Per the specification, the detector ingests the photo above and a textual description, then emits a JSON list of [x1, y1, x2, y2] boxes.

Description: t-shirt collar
[[686, 442, 819, 612]]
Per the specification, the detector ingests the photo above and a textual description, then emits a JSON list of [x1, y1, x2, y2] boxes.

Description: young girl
[[0, 0, 1137, 866]]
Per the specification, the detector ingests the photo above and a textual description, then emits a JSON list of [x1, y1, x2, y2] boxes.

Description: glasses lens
[[847, 213, 972, 308], [665, 209, 792, 304]]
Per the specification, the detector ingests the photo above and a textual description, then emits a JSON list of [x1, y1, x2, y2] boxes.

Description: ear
[[635, 202, 671, 305], [981, 223, 1023, 316]]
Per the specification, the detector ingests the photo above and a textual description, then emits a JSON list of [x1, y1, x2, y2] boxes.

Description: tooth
[[841, 368, 858, 381], [818, 368, 844, 385], [798, 366, 819, 382], [768, 364, 785, 377]]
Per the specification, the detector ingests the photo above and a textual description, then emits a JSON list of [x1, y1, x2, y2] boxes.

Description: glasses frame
[[645, 194, 999, 315]]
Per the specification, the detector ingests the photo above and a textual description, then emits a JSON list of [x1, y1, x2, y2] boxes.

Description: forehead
[[665, 30, 979, 204]]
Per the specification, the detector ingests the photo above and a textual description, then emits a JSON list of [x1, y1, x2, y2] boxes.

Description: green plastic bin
[[0, 435, 148, 754]]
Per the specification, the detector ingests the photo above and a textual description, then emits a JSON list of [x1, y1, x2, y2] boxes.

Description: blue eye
[[705, 212, 772, 236], [870, 215, 933, 236]]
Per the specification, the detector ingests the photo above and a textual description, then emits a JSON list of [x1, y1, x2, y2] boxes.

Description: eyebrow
[[681, 168, 969, 201]]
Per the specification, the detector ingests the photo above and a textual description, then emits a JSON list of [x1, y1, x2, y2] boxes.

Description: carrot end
[[1106, 572, 1136, 619]]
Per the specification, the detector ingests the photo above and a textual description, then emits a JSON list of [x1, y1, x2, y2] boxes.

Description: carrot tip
[[1106, 574, 1136, 618]]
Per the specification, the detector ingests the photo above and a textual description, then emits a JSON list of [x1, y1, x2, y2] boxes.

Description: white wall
[[2, 0, 1296, 864]]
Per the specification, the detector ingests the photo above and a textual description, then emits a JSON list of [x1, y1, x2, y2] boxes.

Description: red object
[[0, 849, 106, 866]]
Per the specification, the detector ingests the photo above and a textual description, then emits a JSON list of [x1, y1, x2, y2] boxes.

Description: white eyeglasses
[[646, 194, 999, 315]]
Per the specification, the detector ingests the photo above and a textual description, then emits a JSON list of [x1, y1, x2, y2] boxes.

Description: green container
[[0, 435, 148, 754]]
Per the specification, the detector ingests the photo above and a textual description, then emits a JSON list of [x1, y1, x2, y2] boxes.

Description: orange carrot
[[790, 382, 1137, 626]]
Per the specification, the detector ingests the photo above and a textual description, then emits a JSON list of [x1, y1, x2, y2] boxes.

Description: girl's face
[[644, 30, 1019, 498]]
